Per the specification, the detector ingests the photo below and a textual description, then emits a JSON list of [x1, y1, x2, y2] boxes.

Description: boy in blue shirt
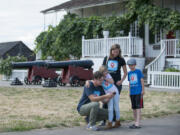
[[127, 59, 145, 129]]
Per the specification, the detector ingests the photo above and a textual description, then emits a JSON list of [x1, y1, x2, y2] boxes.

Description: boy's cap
[[127, 59, 136, 65]]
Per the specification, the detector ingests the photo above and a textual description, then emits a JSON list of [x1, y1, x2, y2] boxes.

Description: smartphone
[[113, 92, 116, 95]]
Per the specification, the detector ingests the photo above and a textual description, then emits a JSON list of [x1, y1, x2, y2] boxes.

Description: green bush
[[165, 68, 180, 72]]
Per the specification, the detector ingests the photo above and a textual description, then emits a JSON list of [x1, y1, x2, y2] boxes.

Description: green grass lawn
[[0, 87, 179, 132]]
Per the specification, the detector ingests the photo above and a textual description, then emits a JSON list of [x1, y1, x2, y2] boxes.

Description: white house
[[41, 0, 180, 89]]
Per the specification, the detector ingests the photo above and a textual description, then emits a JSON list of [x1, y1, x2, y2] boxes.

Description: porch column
[[145, 24, 149, 57], [36, 50, 42, 60], [128, 32, 132, 56], [103, 31, 109, 56], [43, 14, 46, 31]]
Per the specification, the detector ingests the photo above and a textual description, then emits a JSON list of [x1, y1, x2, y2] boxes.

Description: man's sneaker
[[86, 123, 99, 131], [99, 121, 106, 126]]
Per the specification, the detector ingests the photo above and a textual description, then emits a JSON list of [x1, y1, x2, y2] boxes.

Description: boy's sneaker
[[86, 123, 99, 131], [129, 124, 141, 129]]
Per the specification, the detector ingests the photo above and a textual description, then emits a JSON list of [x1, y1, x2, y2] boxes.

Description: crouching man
[[77, 71, 114, 131]]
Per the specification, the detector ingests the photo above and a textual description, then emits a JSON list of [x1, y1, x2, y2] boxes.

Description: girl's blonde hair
[[99, 65, 107, 73], [109, 44, 122, 58]]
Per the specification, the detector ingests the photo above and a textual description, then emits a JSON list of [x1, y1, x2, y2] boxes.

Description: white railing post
[[82, 36, 85, 58], [147, 69, 150, 84], [161, 40, 163, 50], [174, 40, 177, 57], [152, 73, 154, 87], [104, 38, 107, 56], [139, 39, 143, 57], [128, 32, 132, 56]]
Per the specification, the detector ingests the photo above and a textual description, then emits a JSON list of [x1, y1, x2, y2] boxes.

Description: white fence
[[148, 71, 180, 89], [82, 33, 143, 57], [2, 70, 28, 81]]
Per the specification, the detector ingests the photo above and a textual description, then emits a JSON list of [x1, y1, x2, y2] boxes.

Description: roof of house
[[0, 41, 20, 57], [41, 0, 123, 14], [0, 41, 32, 57]]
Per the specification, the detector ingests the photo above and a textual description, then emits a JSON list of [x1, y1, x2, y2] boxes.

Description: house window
[[130, 20, 139, 37], [149, 29, 162, 45], [155, 30, 162, 44]]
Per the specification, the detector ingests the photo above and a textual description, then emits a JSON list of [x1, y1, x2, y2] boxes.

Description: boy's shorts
[[130, 94, 144, 109]]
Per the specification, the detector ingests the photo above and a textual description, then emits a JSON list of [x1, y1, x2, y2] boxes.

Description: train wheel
[[79, 80, 85, 86], [59, 81, 66, 86], [57, 76, 66, 86], [37, 78, 42, 85], [24, 77, 29, 85], [70, 76, 80, 87], [33, 76, 42, 85]]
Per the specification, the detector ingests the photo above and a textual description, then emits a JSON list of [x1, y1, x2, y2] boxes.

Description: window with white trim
[[130, 20, 139, 37], [155, 30, 162, 44], [149, 29, 163, 45]]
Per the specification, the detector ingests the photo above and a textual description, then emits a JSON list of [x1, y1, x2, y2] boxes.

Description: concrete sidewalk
[[0, 114, 179, 135]]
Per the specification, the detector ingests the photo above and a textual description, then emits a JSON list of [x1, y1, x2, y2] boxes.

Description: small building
[[0, 41, 35, 61]]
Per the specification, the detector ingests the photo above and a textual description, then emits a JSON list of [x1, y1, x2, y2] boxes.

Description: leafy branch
[[0, 56, 27, 77]]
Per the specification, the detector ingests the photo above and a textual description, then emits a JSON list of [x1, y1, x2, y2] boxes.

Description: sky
[[0, 0, 69, 50]]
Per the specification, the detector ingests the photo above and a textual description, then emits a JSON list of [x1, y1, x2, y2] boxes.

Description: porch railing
[[146, 40, 166, 72], [161, 39, 180, 57], [82, 33, 143, 57], [146, 39, 180, 88]]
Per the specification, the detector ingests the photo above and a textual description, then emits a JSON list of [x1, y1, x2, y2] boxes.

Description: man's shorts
[[130, 94, 144, 109]]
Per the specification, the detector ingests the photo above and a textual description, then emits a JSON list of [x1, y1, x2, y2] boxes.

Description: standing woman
[[103, 44, 127, 94]]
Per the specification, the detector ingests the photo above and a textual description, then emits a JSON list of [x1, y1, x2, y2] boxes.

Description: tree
[[125, 0, 180, 33], [35, 14, 130, 60], [34, 26, 57, 60], [0, 56, 27, 77]]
